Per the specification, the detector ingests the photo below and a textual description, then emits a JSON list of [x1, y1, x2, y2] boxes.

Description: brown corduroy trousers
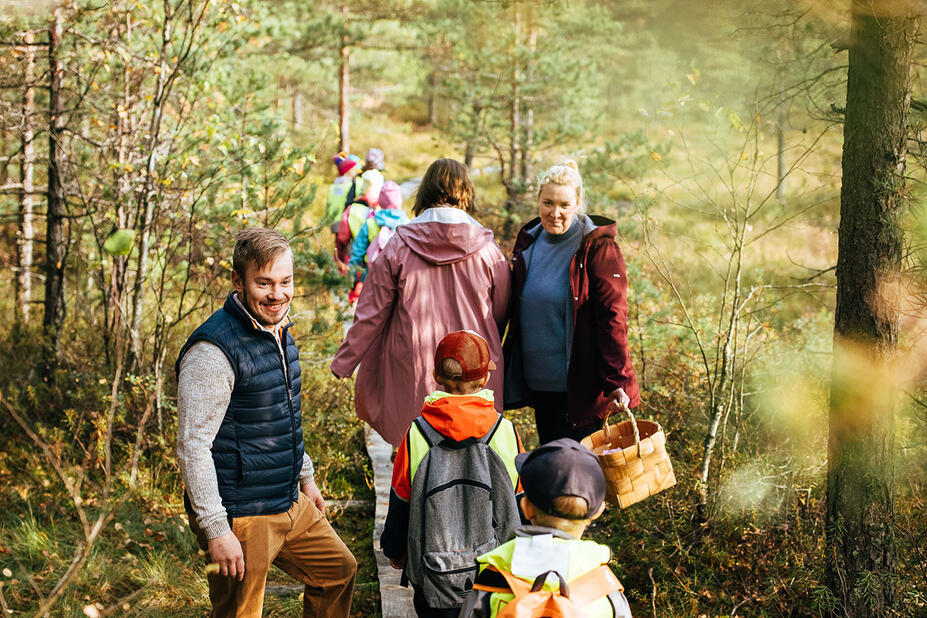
[[190, 492, 357, 617]]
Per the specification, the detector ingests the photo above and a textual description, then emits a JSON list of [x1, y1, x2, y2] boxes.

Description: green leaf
[[104, 229, 136, 256]]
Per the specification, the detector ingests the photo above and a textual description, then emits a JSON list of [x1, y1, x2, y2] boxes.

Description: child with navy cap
[[459, 438, 633, 617]]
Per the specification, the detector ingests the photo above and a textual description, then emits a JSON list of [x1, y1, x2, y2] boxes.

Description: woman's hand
[[607, 387, 631, 415]]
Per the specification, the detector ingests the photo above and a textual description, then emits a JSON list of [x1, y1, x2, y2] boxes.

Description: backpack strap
[[412, 416, 443, 447], [495, 566, 534, 599], [531, 570, 570, 596], [473, 565, 622, 609], [560, 566, 623, 607], [472, 565, 513, 594], [414, 413, 504, 450], [479, 413, 504, 445]]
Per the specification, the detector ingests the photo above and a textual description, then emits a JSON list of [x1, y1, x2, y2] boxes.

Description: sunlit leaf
[[104, 229, 135, 256]]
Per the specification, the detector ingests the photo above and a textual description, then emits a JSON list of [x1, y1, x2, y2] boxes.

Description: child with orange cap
[[382, 330, 525, 617]]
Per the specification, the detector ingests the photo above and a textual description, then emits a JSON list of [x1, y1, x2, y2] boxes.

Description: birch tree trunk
[[16, 31, 36, 323]]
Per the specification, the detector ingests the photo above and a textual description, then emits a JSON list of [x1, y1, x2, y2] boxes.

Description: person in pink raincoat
[[330, 158, 510, 447]]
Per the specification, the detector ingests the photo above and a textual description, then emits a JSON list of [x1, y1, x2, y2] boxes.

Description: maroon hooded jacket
[[503, 214, 640, 428]]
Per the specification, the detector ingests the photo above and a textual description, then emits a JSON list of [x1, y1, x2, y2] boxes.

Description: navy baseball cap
[[515, 438, 606, 519]]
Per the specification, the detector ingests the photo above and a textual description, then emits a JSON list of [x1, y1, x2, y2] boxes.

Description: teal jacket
[[348, 207, 409, 267]]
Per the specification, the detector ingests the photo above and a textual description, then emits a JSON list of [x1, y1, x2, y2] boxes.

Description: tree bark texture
[[17, 31, 36, 323], [338, 3, 350, 153], [427, 71, 438, 126], [825, 2, 916, 615], [292, 88, 303, 129], [106, 7, 133, 363], [130, 0, 173, 365], [508, 5, 520, 201], [44, 6, 67, 364]]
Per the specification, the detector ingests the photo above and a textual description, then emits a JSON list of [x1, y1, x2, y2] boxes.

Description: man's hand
[[388, 556, 407, 570], [301, 479, 327, 517], [207, 531, 245, 581]]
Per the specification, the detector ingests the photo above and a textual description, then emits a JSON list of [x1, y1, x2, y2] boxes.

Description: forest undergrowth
[[0, 275, 925, 616], [0, 317, 380, 617]]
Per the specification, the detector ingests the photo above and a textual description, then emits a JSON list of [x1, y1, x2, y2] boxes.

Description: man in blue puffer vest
[[177, 227, 356, 617]]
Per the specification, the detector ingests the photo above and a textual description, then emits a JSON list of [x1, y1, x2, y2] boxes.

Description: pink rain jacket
[[330, 207, 511, 446]]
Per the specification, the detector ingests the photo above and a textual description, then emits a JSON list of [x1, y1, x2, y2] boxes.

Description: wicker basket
[[581, 406, 676, 509]]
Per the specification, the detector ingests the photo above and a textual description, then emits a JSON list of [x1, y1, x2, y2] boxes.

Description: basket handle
[[604, 399, 641, 448]]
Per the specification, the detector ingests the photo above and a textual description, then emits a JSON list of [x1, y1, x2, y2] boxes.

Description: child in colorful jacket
[[458, 438, 633, 617], [335, 169, 384, 302], [382, 331, 525, 617], [348, 180, 409, 268], [324, 153, 361, 225]]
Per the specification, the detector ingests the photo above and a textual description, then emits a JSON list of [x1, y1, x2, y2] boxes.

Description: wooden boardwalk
[[365, 424, 416, 616]]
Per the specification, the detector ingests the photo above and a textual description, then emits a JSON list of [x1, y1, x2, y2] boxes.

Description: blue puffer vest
[[176, 292, 304, 518]]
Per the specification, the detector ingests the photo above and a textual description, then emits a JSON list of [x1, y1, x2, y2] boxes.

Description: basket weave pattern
[[582, 418, 677, 509]]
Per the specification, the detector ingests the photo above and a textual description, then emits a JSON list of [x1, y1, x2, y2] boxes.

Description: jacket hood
[[396, 206, 496, 265], [373, 207, 408, 230], [420, 389, 499, 442]]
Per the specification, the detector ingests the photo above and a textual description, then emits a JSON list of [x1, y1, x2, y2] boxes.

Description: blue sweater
[[519, 217, 583, 391]]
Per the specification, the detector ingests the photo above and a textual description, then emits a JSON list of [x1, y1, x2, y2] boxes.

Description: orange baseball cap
[[434, 330, 497, 381]]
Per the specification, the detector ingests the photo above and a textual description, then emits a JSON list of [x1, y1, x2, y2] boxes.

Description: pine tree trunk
[[520, 8, 536, 185], [17, 31, 36, 323], [776, 109, 786, 199], [338, 3, 350, 152], [506, 2, 522, 197], [824, 2, 916, 615], [292, 88, 303, 129], [427, 71, 438, 126], [775, 55, 787, 200], [43, 6, 67, 370]]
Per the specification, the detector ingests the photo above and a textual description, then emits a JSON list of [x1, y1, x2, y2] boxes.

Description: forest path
[[365, 424, 415, 616]]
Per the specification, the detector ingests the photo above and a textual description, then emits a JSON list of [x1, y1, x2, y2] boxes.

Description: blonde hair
[[435, 358, 485, 394], [527, 496, 595, 538], [538, 160, 584, 213]]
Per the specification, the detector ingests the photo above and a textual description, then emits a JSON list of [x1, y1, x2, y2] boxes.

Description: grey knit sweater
[[176, 298, 314, 540]]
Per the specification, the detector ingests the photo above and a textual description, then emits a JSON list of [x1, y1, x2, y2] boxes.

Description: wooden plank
[[365, 424, 416, 616]]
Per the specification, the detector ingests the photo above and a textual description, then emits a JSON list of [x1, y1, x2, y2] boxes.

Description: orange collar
[[421, 390, 498, 442]]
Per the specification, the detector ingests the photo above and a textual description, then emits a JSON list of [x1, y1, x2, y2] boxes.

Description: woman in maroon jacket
[[503, 160, 640, 444]]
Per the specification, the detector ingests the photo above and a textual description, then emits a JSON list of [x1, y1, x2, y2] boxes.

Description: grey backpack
[[405, 414, 521, 609]]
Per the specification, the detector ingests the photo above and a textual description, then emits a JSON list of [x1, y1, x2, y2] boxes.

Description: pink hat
[[378, 181, 402, 210], [333, 153, 359, 176]]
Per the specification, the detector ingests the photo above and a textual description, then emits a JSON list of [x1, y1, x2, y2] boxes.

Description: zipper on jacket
[[270, 326, 300, 492]]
